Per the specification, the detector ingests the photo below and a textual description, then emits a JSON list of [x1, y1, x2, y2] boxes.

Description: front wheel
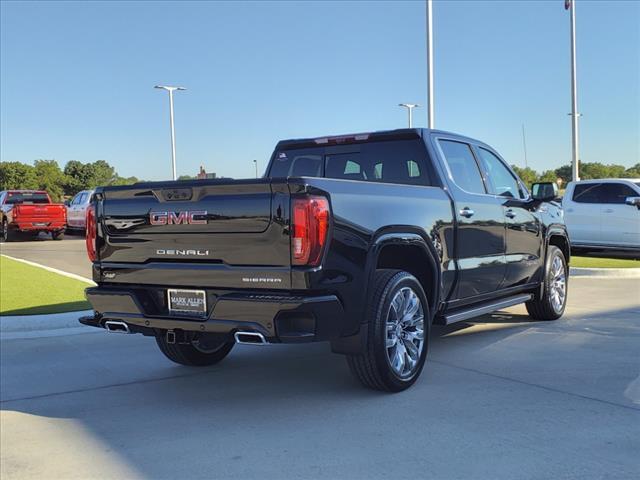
[[52, 230, 65, 240], [347, 270, 430, 392], [526, 245, 568, 320], [155, 333, 234, 366]]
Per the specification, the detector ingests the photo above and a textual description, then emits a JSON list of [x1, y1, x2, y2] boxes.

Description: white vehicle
[[66, 189, 95, 232], [563, 179, 640, 251]]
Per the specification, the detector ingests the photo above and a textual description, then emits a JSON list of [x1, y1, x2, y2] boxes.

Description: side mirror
[[531, 182, 559, 201], [625, 196, 640, 208], [64, 200, 70, 207]]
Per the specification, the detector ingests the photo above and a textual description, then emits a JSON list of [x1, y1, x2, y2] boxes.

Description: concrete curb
[[570, 267, 640, 278], [0, 310, 93, 333]]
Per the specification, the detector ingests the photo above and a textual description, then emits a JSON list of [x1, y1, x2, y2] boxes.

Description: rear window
[[5, 192, 50, 204], [269, 140, 431, 186], [572, 184, 602, 203]]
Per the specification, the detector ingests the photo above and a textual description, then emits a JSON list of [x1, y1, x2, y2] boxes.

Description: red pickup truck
[[0, 190, 66, 242]]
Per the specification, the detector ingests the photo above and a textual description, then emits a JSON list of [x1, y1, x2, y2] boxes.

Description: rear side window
[[269, 140, 431, 186], [600, 183, 638, 204], [439, 140, 486, 194], [573, 184, 603, 203]]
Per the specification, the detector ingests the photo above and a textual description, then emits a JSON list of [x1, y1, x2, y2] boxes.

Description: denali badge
[[150, 210, 207, 225], [157, 249, 210, 257], [242, 277, 283, 284]]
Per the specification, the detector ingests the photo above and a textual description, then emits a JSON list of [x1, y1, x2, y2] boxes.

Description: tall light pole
[[567, 0, 580, 181], [155, 85, 186, 180], [399, 103, 420, 128], [253, 159, 258, 179], [426, 0, 435, 129], [521, 123, 529, 168]]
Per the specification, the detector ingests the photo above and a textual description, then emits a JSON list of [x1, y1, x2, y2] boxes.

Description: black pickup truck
[[80, 128, 569, 391]]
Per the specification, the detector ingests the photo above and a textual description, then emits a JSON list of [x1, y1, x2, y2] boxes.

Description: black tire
[[155, 333, 234, 366], [526, 245, 568, 320], [347, 269, 430, 392], [0, 220, 12, 242], [52, 230, 65, 240]]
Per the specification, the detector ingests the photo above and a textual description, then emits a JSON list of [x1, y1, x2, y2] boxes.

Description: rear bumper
[[81, 286, 345, 343], [13, 220, 65, 231]]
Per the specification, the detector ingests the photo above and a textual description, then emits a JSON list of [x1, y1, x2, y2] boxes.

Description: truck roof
[[276, 128, 490, 150], [567, 178, 640, 185]]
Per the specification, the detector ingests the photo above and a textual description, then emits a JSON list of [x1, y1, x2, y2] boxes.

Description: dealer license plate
[[167, 289, 207, 317]]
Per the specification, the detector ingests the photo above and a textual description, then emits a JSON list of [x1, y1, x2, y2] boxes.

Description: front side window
[[573, 184, 603, 203], [600, 183, 638, 204], [477, 148, 524, 199], [439, 140, 486, 194]]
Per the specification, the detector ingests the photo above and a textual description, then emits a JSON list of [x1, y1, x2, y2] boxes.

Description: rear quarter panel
[[291, 177, 454, 336]]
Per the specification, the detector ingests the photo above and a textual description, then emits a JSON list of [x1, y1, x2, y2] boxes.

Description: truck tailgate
[[95, 180, 292, 289], [15, 204, 66, 224]]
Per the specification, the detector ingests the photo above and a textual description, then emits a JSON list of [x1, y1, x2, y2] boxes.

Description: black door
[[473, 146, 542, 287], [437, 139, 506, 299]]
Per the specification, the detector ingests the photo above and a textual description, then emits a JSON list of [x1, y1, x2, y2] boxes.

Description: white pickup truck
[[562, 179, 640, 252]]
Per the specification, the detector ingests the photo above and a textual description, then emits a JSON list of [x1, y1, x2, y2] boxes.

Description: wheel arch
[[367, 229, 441, 320]]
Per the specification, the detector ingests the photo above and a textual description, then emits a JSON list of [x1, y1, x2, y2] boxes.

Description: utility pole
[[154, 85, 186, 180], [253, 159, 258, 179], [567, 0, 580, 181], [398, 103, 420, 128], [521, 124, 529, 168], [426, 0, 435, 128]]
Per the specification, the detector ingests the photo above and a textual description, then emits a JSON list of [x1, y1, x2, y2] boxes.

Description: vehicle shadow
[[1, 305, 638, 479]]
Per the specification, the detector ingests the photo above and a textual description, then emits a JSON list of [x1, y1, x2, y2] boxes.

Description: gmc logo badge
[[150, 210, 208, 225]]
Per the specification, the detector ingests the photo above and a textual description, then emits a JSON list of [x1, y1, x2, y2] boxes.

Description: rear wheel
[[155, 333, 234, 366], [347, 269, 429, 392], [52, 230, 65, 240], [526, 245, 568, 320]]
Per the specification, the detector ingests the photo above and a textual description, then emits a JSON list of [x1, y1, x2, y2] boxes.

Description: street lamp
[[155, 85, 186, 180], [252, 159, 258, 179], [398, 103, 420, 128]]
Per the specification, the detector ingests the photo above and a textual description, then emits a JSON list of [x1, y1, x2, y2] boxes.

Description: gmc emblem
[[150, 210, 208, 225]]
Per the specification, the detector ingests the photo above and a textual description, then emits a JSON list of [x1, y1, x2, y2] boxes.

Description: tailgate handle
[[161, 188, 192, 201]]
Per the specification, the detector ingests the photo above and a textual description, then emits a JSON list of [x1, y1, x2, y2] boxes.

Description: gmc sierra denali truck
[[80, 128, 570, 392]]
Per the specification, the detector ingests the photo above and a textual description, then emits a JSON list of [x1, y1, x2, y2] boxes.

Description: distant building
[[197, 165, 217, 180]]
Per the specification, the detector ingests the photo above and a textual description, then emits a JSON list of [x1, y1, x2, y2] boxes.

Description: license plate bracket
[[167, 289, 207, 317]]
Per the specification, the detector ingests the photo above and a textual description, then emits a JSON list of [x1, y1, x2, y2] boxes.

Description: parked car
[[66, 190, 95, 233], [79, 128, 570, 392], [0, 190, 66, 242], [563, 179, 640, 252]]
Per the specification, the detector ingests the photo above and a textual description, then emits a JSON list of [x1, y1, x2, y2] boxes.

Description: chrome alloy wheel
[[386, 287, 425, 378], [549, 255, 566, 313]]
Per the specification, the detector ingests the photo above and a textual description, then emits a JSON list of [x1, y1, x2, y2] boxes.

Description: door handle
[[459, 207, 475, 218], [603, 209, 614, 213], [505, 209, 516, 219]]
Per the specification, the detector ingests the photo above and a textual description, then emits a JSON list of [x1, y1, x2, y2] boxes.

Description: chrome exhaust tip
[[104, 320, 130, 334], [234, 331, 268, 345]]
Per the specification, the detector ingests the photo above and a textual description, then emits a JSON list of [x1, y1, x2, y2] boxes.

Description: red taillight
[[86, 205, 97, 262], [291, 196, 330, 266]]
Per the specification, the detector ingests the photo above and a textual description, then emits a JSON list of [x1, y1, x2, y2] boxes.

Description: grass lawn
[[571, 256, 640, 269], [0, 255, 91, 315]]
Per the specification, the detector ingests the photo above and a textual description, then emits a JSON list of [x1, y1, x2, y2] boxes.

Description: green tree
[[110, 175, 139, 186], [33, 160, 67, 201], [623, 163, 640, 178], [555, 165, 572, 185], [0, 162, 39, 190], [511, 165, 538, 188], [539, 170, 558, 183]]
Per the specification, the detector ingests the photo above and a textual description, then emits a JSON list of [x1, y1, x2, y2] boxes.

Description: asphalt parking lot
[[0, 237, 638, 479], [0, 232, 91, 279]]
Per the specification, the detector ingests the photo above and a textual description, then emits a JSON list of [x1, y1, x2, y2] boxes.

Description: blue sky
[[1, 0, 638, 181]]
